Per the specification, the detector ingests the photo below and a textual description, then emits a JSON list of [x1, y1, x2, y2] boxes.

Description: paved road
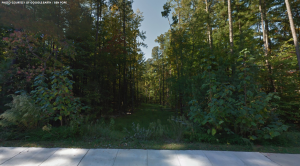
[[0, 147, 299, 166]]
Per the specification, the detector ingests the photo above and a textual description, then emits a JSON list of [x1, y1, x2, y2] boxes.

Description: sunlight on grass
[[161, 143, 185, 150], [21, 143, 40, 147]]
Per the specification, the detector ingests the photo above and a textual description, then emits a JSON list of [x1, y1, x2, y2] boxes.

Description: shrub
[[269, 39, 300, 125], [122, 116, 192, 141], [30, 66, 89, 128], [165, 116, 192, 141], [148, 119, 164, 138], [189, 49, 289, 141], [0, 92, 42, 129], [81, 118, 121, 140], [123, 122, 152, 141]]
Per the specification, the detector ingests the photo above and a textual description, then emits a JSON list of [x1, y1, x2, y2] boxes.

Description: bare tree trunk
[[228, 0, 233, 54], [285, 0, 300, 70], [205, 0, 213, 49], [259, 0, 267, 55], [118, 57, 121, 115], [265, 19, 275, 92], [95, 0, 99, 55], [123, 0, 127, 113], [236, 5, 242, 52], [99, 0, 103, 48], [149, 89, 151, 103], [260, 0, 275, 92], [228, 0, 235, 76], [159, 78, 161, 105], [162, 62, 165, 106]]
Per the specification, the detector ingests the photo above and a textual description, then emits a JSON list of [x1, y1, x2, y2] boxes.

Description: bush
[[123, 122, 152, 141], [148, 119, 164, 138], [122, 116, 192, 141], [30, 66, 89, 128], [80, 118, 122, 140], [0, 92, 42, 129], [188, 49, 289, 141], [269, 39, 300, 125], [165, 116, 192, 141]]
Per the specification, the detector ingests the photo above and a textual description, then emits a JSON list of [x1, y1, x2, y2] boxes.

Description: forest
[[0, 0, 300, 151]]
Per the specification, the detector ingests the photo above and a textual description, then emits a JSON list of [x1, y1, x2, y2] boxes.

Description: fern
[[0, 93, 42, 129]]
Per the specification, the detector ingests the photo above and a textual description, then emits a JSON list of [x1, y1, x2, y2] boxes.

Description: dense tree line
[[143, 0, 299, 139], [0, 0, 147, 120], [0, 0, 300, 140]]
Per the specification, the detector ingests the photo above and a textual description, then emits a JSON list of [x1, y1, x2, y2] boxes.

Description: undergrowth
[[0, 104, 300, 153]]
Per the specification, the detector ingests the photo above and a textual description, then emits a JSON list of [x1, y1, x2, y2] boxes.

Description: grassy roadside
[[1, 139, 300, 154], [1, 103, 300, 154]]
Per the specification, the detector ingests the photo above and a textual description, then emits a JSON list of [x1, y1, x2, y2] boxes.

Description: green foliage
[[0, 59, 14, 114], [130, 122, 153, 140], [0, 92, 42, 129], [269, 39, 300, 124], [82, 119, 120, 140], [25, 126, 81, 141], [33, 118, 120, 141], [189, 49, 289, 140], [148, 119, 164, 137], [184, 132, 219, 144], [277, 101, 300, 124], [165, 116, 192, 141], [123, 115, 191, 141], [30, 66, 89, 127], [109, 118, 115, 130]]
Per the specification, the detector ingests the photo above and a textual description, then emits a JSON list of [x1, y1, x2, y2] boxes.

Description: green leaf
[[264, 134, 270, 139], [249, 135, 257, 140], [219, 120, 224, 124], [212, 128, 216, 136], [269, 131, 280, 138], [282, 125, 289, 131], [237, 58, 244, 62], [207, 129, 211, 134], [65, 87, 69, 93]]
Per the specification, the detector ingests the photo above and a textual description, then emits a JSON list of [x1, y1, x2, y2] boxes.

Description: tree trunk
[[265, 19, 275, 92], [236, 5, 243, 52], [259, 0, 267, 55], [118, 57, 121, 115], [205, 0, 212, 49], [285, 0, 300, 70], [162, 62, 165, 106], [228, 0, 233, 54], [95, 0, 99, 55], [260, 0, 275, 92], [159, 78, 161, 105], [228, 0, 235, 76], [122, 0, 127, 113], [130, 39, 134, 111], [99, 0, 103, 48]]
